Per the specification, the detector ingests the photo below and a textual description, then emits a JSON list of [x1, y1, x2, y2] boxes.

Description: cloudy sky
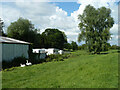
[[0, 0, 119, 45]]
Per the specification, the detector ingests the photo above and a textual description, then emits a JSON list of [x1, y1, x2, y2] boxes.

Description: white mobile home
[[32, 49, 46, 59], [33, 48, 63, 56], [0, 36, 30, 61], [45, 48, 59, 55], [58, 50, 64, 54]]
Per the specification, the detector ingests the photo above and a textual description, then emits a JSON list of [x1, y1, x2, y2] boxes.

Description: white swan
[[26, 60, 32, 66], [20, 64, 26, 67]]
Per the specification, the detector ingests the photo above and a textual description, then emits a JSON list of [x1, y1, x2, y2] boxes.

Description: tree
[[0, 18, 6, 36], [78, 44, 87, 50], [71, 41, 78, 50], [7, 17, 38, 47], [64, 43, 72, 50], [110, 45, 119, 50], [104, 43, 111, 51], [42, 28, 67, 49], [78, 5, 114, 54]]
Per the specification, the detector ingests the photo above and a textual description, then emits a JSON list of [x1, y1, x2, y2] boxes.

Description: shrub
[[46, 54, 59, 62], [2, 56, 27, 69], [46, 57, 52, 62], [110, 45, 120, 50], [45, 53, 71, 62], [58, 57, 64, 61], [46, 54, 55, 62], [78, 44, 87, 50]]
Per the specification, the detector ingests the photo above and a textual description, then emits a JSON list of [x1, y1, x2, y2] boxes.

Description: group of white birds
[[20, 60, 32, 67]]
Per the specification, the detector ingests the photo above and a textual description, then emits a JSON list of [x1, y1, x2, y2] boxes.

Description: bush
[[2, 56, 27, 69], [46, 57, 52, 62], [28, 50, 46, 64], [58, 57, 64, 61], [78, 44, 87, 50], [46, 54, 59, 62], [45, 53, 71, 62], [46, 54, 62, 62], [31, 58, 46, 64], [110, 45, 120, 50]]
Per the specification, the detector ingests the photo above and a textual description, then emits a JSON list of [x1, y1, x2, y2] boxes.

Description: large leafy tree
[[7, 17, 38, 47], [78, 5, 114, 54], [42, 28, 67, 49]]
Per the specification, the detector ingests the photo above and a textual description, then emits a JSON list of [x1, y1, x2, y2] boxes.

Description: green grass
[[2, 50, 118, 88]]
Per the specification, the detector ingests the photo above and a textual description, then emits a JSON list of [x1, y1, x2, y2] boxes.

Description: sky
[[0, 0, 119, 46]]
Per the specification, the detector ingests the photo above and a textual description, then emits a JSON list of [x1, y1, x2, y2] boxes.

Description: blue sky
[[0, 0, 119, 45], [50, 2, 80, 16]]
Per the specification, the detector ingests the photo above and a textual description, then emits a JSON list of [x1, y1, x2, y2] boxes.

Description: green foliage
[[34, 33, 45, 48], [110, 45, 120, 50], [7, 17, 38, 48], [28, 45, 46, 64], [2, 56, 27, 69], [46, 54, 63, 62], [64, 43, 72, 50], [78, 5, 114, 54], [2, 54, 46, 70], [71, 41, 78, 50], [46, 53, 71, 62], [6, 18, 68, 49], [78, 44, 87, 50], [42, 28, 67, 49], [2, 50, 118, 88], [64, 41, 78, 51]]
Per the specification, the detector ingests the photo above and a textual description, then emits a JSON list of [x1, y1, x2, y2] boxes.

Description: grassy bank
[[2, 50, 118, 88]]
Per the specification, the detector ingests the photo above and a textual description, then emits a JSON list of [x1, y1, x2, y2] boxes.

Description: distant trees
[[78, 44, 120, 50], [110, 45, 120, 50], [64, 43, 72, 50], [7, 18, 68, 49], [42, 28, 67, 49], [78, 44, 87, 50], [78, 5, 114, 54], [64, 41, 78, 51], [71, 41, 78, 50]]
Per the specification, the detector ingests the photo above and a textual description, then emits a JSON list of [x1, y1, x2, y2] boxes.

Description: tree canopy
[[71, 41, 78, 51], [42, 28, 67, 49], [64, 41, 78, 51], [7, 18, 68, 49], [7, 17, 38, 47], [78, 5, 114, 54]]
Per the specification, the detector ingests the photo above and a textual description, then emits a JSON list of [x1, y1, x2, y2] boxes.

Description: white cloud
[[1, 4, 22, 32], [108, 23, 118, 45], [110, 23, 118, 35]]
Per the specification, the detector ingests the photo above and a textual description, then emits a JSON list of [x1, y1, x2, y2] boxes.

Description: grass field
[[2, 50, 118, 88]]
